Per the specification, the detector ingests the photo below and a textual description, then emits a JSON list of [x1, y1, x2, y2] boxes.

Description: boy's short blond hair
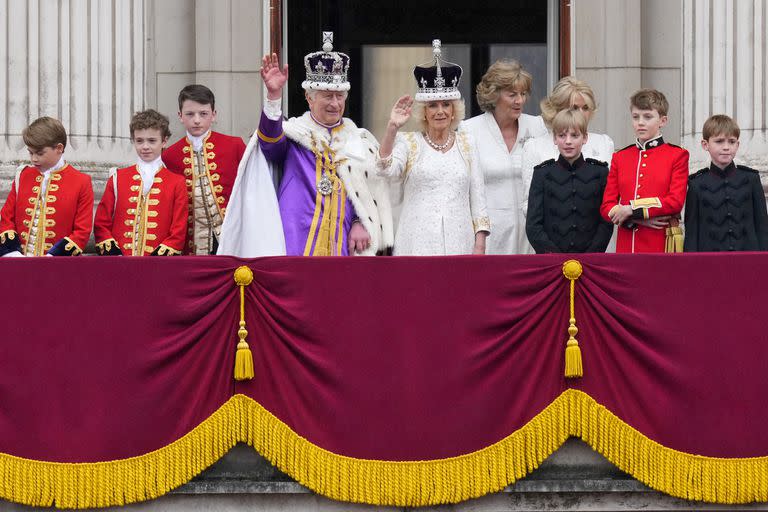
[[551, 109, 588, 136], [702, 114, 740, 140], [22, 117, 67, 151], [630, 88, 669, 117], [129, 109, 172, 139]]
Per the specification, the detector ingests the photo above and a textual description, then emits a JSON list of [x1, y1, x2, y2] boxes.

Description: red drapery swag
[[1, 254, 767, 508]]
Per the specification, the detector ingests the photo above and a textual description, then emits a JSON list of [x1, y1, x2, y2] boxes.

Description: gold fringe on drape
[[2, 391, 768, 509]]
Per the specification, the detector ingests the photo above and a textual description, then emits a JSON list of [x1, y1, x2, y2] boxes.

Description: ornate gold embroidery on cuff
[[156, 244, 182, 256], [629, 197, 662, 210], [473, 217, 491, 233], [96, 238, 119, 253], [0, 230, 17, 244], [63, 237, 83, 256]]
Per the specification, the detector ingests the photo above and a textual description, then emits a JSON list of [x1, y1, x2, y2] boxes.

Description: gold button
[[641, 163, 647, 168]]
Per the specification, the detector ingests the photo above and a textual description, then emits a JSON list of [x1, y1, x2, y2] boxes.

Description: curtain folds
[[0, 254, 765, 508]]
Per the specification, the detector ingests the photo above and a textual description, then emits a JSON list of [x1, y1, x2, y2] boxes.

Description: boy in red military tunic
[[0, 117, 93, 257], [600, 89, 689, 253], [163, 84, 246, 254], [94, 110, 188, 256]]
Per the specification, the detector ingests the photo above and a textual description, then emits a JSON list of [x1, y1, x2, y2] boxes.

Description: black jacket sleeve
[[526, 169, 559, 253], [683, 181, 699, 252], [587, 170, 614, 252], [751, 173, 768, 251]]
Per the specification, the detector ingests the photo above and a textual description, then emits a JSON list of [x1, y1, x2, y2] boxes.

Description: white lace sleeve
[[375, 133, 412, 180]]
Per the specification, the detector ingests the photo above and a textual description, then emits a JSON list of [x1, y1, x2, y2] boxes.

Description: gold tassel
[[562, 260, 583, 378], [665, 217, 684, 253], [233, 266, 255, 381]]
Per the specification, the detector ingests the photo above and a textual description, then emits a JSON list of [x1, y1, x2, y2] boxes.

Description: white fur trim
[[301, 81, 351, 92], [414, 90, 461, 102], [283, 113, 394, 255]]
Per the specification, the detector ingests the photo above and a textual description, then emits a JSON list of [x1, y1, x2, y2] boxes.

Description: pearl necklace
[[423, 131, 454, 151]]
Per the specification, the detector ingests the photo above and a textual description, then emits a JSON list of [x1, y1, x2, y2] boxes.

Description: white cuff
[[263, 97, 283, 121], [2, 251, 24, 258], [375, 152, 393, 172]]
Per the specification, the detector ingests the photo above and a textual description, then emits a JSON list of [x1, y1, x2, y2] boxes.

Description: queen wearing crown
[[220, 32, 393, 257], [376, 40, 490, 255]]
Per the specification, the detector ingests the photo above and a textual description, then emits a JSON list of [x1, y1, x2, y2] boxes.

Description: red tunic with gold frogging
[[93, 166, 188, 256], [0, 164, 93, 256], [600, 137, 689, 253], [163, 131, 245, 254]]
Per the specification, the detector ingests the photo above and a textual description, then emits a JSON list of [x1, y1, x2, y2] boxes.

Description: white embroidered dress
[[461, 112, 548, 254], [376, 131, 490, 256]]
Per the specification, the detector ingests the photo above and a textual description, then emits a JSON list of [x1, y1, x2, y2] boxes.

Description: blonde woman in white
[[461, 59, 548, 254], [521, 77, 615, 216], [376, 41, 489, 255]]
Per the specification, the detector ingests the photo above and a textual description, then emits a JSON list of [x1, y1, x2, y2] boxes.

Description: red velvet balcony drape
[[0, 254, 766, 507]]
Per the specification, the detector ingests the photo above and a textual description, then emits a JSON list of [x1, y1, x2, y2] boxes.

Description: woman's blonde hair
[[412, 99, 466, 132], [475, 59, 533, 113], [540, 76, 597, 128]]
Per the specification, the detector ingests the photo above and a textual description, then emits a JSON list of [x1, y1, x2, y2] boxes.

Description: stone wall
[[573, 0, 768, 175]]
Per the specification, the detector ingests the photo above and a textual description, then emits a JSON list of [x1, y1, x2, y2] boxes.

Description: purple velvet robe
[[258, 113, 357, 256]]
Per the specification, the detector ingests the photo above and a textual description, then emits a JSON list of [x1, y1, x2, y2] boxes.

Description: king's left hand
[[348, 221, 371, 254]]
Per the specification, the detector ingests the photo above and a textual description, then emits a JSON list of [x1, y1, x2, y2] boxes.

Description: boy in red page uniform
[[0, 116, 93, 257], [600, 89, 689, 253], [163, 84, 246, 254], [94, 110, 187, 256]]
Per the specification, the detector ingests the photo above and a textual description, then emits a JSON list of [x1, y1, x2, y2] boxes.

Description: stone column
[[0, 0, 145, 164], [571, 0, 643, 146], [151, 0, 264, 143], [682, 0, 768, 169]]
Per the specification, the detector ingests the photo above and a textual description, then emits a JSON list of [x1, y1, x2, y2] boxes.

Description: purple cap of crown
[[413, 39, 463, 102], [302, 32, 351, 92]]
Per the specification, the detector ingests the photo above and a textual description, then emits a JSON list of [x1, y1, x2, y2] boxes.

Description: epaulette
[[736, 164, 759, 174], [689, 168, 708, 180], [619, 143, 635, 152], [534, 159, 555, 169], [585, 158, 608, 167], [667, 143, 684, 149]]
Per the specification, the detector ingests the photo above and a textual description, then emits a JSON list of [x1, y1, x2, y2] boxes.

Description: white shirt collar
[[187, 130, 210, 152], [40, 155, 66, 195], [136, 156, 164, 194]]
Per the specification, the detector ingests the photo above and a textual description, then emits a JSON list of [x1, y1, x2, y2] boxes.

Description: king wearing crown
[[224, 33, 393, 257]]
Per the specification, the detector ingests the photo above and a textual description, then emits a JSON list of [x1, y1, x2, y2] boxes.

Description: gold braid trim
[[0, 230, 17, 244], [2, 391, 768, 508], [156, 244, 182, 256], [62, 237, 83, 256], [0, 396, 241, 509]]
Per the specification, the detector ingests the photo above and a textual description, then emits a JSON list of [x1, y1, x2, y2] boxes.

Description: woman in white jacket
[[462, 60, 548, 254], [521, 77, 615, 216]]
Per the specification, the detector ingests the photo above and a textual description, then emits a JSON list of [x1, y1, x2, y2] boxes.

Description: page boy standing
[[163, 84, 246, 255], [526, 109, 613, 253], [684, 114, 768, 252], [0, 116, 93, 257], [94, 110, 188, 256], [600, 89, 689, 253]]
